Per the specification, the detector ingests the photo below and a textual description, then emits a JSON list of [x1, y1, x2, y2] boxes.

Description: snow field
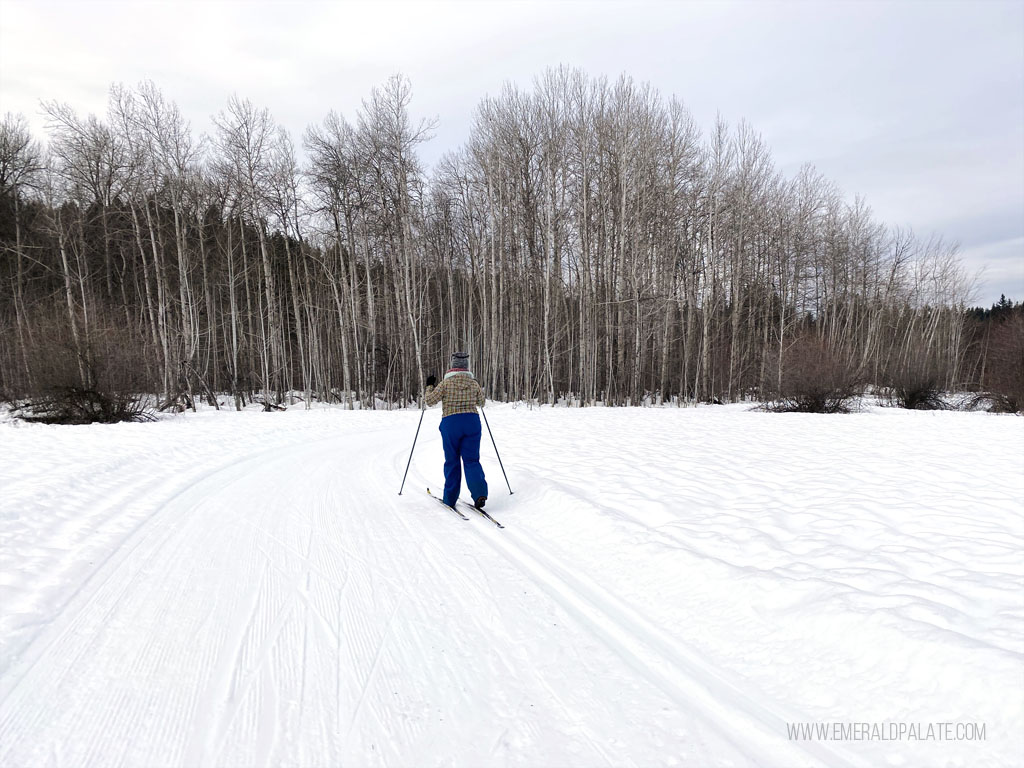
[[0, 403, 1021, 767]]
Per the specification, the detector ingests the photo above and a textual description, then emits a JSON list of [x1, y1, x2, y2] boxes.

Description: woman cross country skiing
[[424, 352, 488, 510]]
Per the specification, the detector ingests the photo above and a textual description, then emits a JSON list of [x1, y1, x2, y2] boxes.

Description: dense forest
[[0, 69, 1020, 414]]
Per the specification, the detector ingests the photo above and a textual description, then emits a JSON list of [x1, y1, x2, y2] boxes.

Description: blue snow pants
[[439, 412, 488, 507]]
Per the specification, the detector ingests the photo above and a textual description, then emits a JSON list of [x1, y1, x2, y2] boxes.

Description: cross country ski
[[426, 487, 469, 520]]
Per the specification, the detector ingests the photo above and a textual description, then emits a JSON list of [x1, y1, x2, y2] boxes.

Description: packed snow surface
[[0, 403, 1021, 767]]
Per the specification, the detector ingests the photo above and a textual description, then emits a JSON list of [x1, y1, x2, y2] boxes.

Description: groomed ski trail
[[0, 416, 878, 767]]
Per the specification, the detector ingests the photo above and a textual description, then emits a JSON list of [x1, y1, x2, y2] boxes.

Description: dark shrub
[[767, 334, 862, 413], [14, 304, 156, 424], [16, 386, 154, 424], [881, 356, 948, 410]]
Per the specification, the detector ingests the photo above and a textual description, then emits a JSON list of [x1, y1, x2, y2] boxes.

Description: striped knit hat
[[450, 351, 470, 370]]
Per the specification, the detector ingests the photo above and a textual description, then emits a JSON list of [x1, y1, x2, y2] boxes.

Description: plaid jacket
[[425, 372, 485, 418]]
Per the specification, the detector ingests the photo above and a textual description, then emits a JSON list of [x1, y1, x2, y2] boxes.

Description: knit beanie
[[450, 351, 470, 370]]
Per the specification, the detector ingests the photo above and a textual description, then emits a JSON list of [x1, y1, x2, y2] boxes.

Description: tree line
[[0, 68, 1019, 412]]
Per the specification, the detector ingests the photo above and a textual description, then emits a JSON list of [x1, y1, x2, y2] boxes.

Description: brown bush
[[14, 303, 156, 424], [767, 334, 862, 413], [881, 355, 948, 410], [16, 386, 155, 424]]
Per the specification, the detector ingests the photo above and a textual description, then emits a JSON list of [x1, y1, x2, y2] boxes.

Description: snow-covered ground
[[0, 402, 1021, 768]]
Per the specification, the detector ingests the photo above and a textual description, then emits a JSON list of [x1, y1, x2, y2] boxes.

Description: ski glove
[[426, 375, 437, 387]]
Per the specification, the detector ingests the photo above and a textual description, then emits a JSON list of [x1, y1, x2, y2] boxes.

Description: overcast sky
[[2, 0, 1021, 305]]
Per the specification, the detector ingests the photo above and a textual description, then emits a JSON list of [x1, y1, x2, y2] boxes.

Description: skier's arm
[[424, 377, 445, 406], [476, 381, 485, 408]]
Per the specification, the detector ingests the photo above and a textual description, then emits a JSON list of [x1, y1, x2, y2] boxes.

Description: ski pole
[[481, 409, 513, 494], [398, 404, 426, 495]]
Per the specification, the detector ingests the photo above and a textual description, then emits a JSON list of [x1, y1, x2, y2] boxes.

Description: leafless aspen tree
[[0, 69, 997, 413]]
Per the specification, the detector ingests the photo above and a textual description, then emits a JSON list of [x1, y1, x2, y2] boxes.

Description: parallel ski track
[[0, 435, 338, 700], [465, 509, 872, 768], [0, 434, 353, 768]]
